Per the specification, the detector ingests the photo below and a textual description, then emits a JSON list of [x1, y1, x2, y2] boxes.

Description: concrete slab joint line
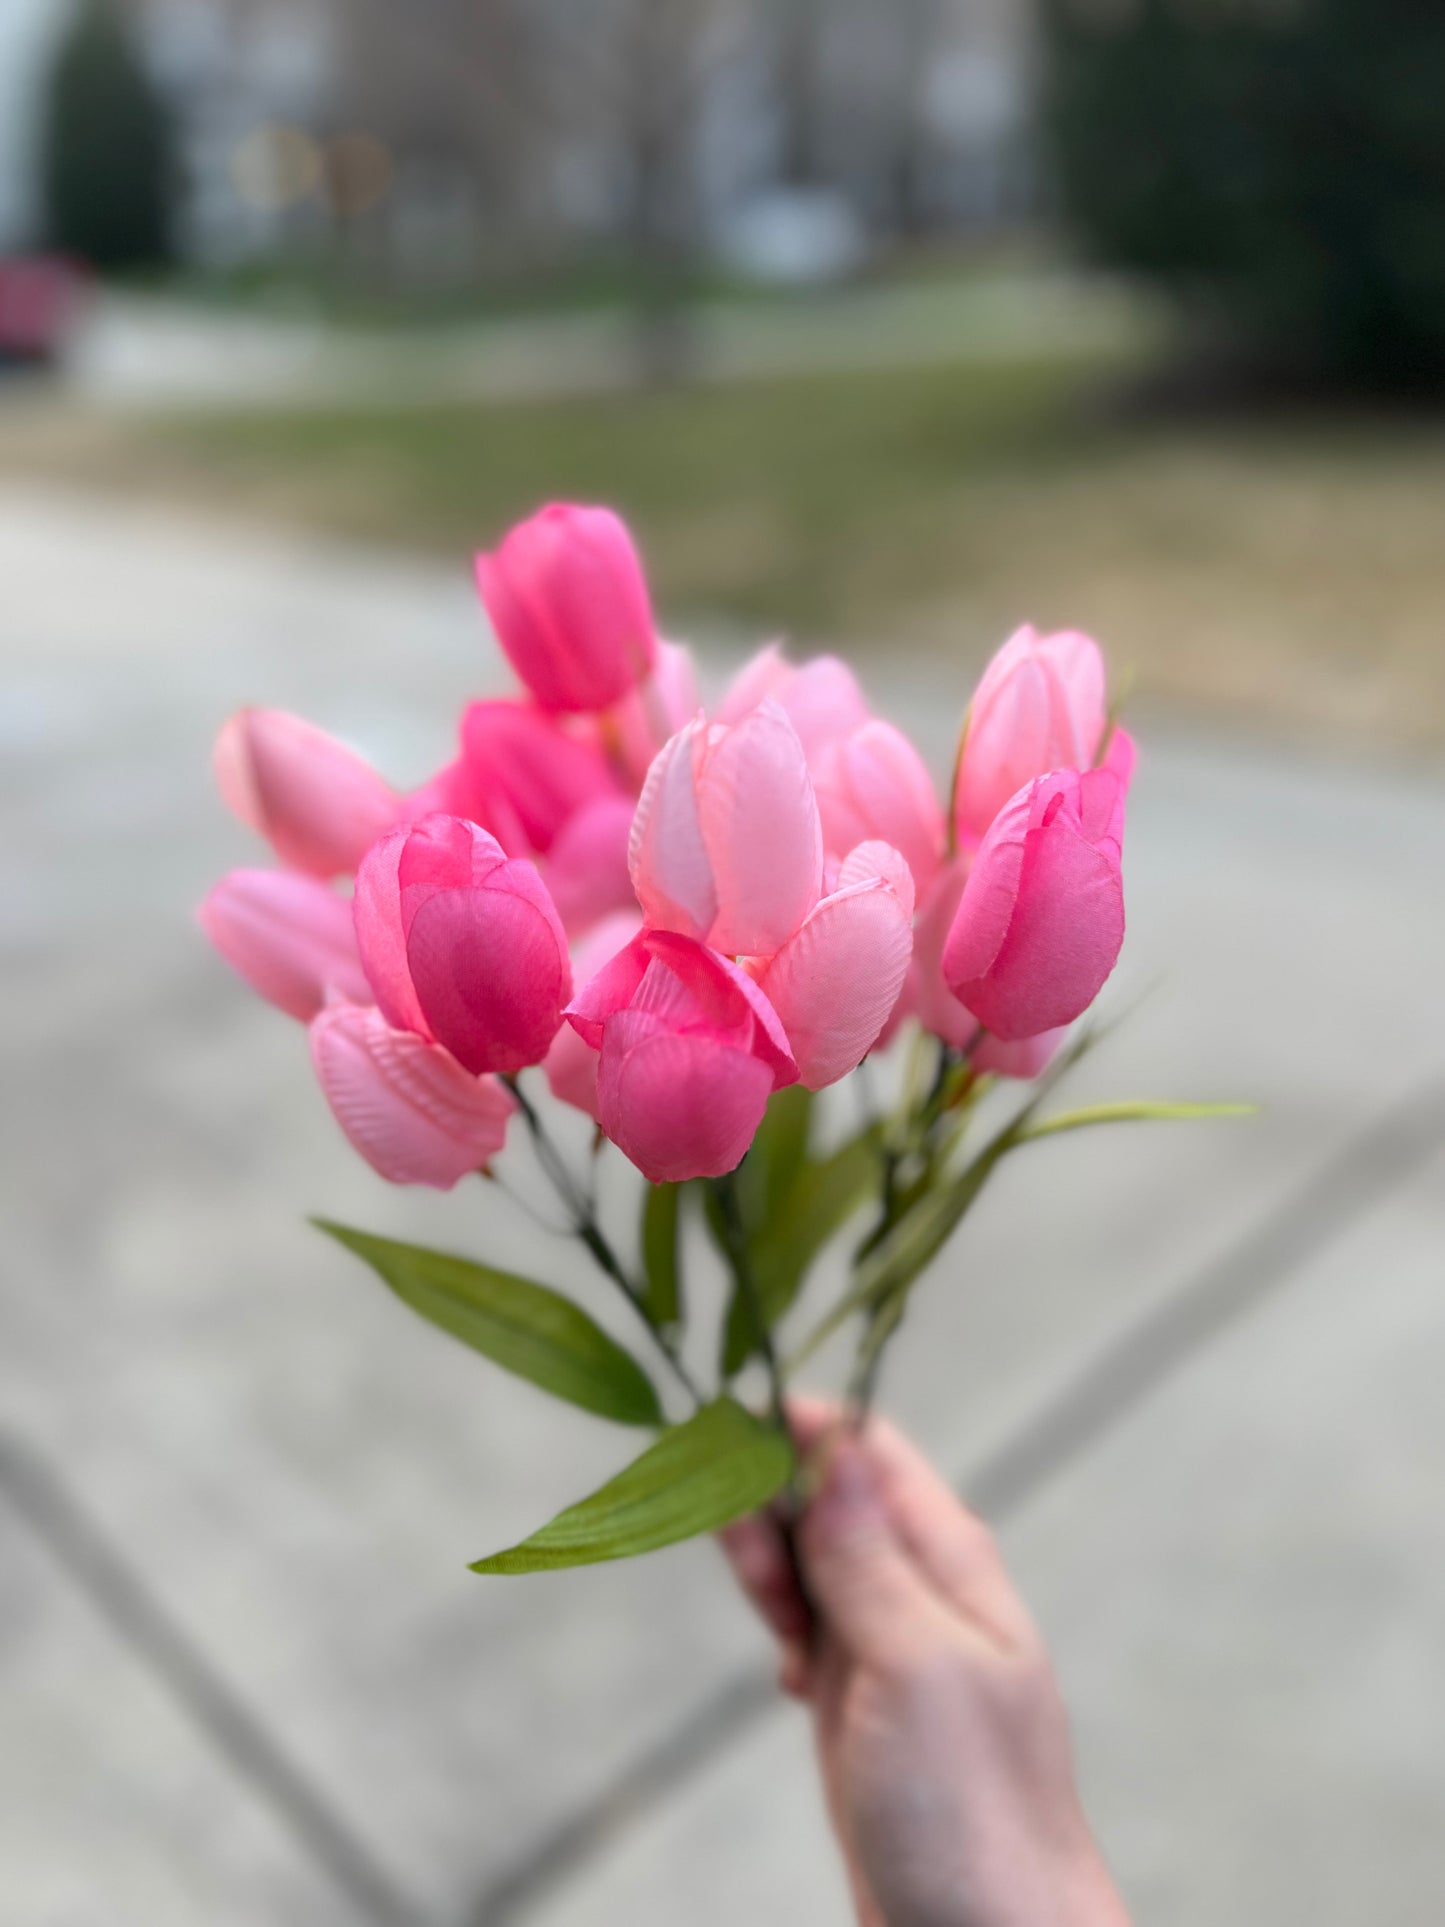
[[469, 1071, 1445, 1927], [0, 1431, 420, 1927]]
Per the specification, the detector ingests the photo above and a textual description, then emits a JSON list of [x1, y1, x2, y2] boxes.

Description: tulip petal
[[545, 794, 638, 936], [629, 720, 718, 941], [310, 1004, 514, 1188], [214, 708, 399, 879], [696, 702, 823, 958], [758, 872, 915, 1091], [200, 868, 372, 1022], [405, 871, 572, 1075], [944, 768, 1125, 1041], [814, 719, 943, 889], [597, 1014, 775, 1183]]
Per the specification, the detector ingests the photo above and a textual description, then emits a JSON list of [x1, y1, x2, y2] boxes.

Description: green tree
[[1041, 0, 1445, 387], [40, 0, 175, 272]]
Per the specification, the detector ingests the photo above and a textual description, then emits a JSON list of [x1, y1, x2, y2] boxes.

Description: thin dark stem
[[714, 1169, 816, 1640], [505, 1076, 704, 1409]]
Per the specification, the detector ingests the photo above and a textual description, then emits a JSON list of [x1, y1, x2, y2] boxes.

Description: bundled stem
[[506, 1075, 704, 1410]]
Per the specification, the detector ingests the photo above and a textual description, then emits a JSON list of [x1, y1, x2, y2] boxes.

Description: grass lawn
[[6, 347, 1444, 751]]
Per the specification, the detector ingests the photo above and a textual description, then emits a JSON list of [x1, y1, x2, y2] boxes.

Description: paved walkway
[[2, 484, 1443, 1925]]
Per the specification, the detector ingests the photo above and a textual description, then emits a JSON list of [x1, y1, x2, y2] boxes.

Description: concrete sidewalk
[[2, 485, 1442, 1925]]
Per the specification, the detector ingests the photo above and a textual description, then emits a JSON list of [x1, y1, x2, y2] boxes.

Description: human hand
[[720, 1400, 1130, 1927]]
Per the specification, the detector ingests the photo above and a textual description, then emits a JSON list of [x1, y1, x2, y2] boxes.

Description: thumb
[[799, 1437, 944, 1662]]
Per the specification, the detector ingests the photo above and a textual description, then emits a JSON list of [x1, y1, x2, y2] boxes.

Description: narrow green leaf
[[722, 1124, 882, 1375], [314, 1220, 662, 1427], [471, 1398, 794, 1574], [640, 1182, 683, 1328], [746, 1084, 815, 1220], [1016, 1100, 1258, 1142]]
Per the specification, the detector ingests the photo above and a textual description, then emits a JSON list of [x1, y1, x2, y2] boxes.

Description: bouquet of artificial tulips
[[201, 504, 1239, 1575]]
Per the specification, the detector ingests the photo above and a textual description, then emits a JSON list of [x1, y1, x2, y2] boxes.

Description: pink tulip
[[353, 813, 571, 1074], [718, 645, 870, 758], [475, 504, 658, 713], [544, 795, 638, 936], [449, 699, 621, 857], [755, 842, 915, 1090], [310, 1002, 514, 1189], [543, 909, 643, 1118], [942, 766, 1127, 1041], [567, 929, 798, 1182], [972, 1026, 1067, 1080], [810, 719, 944, 891], [605, 640, 701, 785], [954, 628, 1108, 843], [629, 702, 823, 960], [199, 868, 372, 1020], [214, 708, 400, 879]]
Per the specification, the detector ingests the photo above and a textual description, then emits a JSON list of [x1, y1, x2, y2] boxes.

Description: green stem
[[506, 1076, 704, 1410]]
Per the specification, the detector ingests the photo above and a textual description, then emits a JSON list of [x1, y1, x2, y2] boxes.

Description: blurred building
[[3, 0, 1038, 278]]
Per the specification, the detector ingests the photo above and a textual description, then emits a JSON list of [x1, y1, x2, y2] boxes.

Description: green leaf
[[722, 1123, 882, 1375], [471, 1398, 794, 1574], [640, 1183, 683, 1328], [314, 1220, 662, 1427], [1015, 1100, 1258, 1142]]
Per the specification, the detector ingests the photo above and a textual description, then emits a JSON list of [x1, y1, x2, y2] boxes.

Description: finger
[[847, 1411, 1033, 1648], [778, 1642, 813, 1700], [798, 1436, 953, 1664], [718, 1513, 813, 1648]]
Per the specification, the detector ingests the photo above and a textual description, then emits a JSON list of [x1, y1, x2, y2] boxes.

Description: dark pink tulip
[[353, 813, 571, 1075], [544, 795, 638, 937], [542, 909, 643, 1119], [310, 1003, 515, 1188], [954, 627, 1108, 844], [942, 767, 1127, 1041], [567, 929, 798, 1182], [199, 868, 371, 1021], [214, 708, 399, 879], [475, 504, 658, 713], [451, 699, 622, 857]]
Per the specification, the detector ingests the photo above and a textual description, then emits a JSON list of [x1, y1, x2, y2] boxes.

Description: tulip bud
[[214, 708, 399, 879], [810, 719, 944, 890], [353, 813, 572, 1075], [954, 628, 1107, 843], [451, 699, 621, 857], [718, 646, 872, 760], [475, 504, 658, 713], [566, 929, 797, 1182], [942, 766, 1126, 1041], [199, 868, 371, 1021], [629, 702, 824, 960], [755, 841, 915, 1090], [310, 1003, 514, 1188]]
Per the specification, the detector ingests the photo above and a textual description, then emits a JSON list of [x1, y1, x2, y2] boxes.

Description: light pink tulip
[[972, 1026, 1067, 1080], [629, 702, 823, 959], [475, 503, 658, 713], [310, 1002, 514, 1188], [543, 909, 643, 1118], [449, 699, 621, 857], [810, 718, 944, 890], [942, 766, 1126, 1041], [199, 868, 372, 1021], [567, 929, 797, 1182], [353, 813, 571, 1074], [544, 795, 638, 936], [605, 640, 702, 785], [755, 842, 915, 1090], [718, 645, 870, 758], [954, 628, 1108, 842], [214, 708, 399, 879]]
